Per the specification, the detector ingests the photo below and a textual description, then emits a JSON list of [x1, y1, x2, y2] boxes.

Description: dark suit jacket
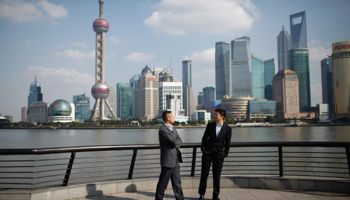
[[201, 122, 232, 159], [159, 124, 183, 168]]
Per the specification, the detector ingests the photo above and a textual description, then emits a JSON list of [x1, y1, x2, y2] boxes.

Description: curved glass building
[[48, 99, 75, 122], [221, 96, 254, 121], [332, 41, 350, 118]]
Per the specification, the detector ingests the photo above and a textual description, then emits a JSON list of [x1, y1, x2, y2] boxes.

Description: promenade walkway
[[69, 188, 350, 200]]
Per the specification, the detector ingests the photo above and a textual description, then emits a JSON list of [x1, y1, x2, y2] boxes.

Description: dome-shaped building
[[28, 101, 50, 123], [48, 99, 75, 123], [141, 65, 152, 74]]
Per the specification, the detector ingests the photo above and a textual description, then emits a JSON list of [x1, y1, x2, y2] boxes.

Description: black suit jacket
[[201, 122, 232, 159]]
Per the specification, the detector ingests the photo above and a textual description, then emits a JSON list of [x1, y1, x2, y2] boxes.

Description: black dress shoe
[[198, 194, 204, 199]]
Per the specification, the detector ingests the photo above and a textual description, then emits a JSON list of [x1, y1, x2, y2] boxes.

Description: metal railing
[[0, 142, 349, 190]]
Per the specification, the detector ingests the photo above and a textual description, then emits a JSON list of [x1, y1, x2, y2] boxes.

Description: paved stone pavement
[[69, 188, 350, 200]]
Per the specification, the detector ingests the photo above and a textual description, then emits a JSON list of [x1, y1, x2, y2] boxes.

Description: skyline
[[0, 0, 349, 121]]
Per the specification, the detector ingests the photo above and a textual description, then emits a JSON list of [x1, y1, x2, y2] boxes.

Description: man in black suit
[[155, 111, 184, 200], [198, 108, 232, 200]]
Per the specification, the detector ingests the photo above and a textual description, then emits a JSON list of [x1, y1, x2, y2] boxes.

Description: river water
[[1, 126, 349, 148]]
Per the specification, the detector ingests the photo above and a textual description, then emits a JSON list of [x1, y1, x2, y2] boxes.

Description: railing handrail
[[1, 141, 349, 155]]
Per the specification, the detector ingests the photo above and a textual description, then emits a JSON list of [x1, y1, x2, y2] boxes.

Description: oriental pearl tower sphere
[[90, 0, 117, 120]]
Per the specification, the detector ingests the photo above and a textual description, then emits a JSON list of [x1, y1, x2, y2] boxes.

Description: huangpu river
[[1, 126, 350, 148]]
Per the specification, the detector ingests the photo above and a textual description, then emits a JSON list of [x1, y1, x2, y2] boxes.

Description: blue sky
[[0, 0, 349, 121]]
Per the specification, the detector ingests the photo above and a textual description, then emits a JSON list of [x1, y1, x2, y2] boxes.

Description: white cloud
[[144, 0, 259, 35], [55, 50, 95, 59], [36, 0, 68, 19], [23, 40, 34, 45], [0, 0, 67, 23], [124, 52, 157, 62], [73, 42, 87, 48], [25, 66, 94, 103], [184, 48, 215, 93], [308, 39, 332, 68], [110, 36, 119, 44]]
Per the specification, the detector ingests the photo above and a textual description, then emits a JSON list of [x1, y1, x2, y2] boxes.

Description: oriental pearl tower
[[90, 0, 117, 120]]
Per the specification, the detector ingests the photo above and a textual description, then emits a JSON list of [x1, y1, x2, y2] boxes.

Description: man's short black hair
[[215, 108, 226, 119], [162, 111, 172, 122]]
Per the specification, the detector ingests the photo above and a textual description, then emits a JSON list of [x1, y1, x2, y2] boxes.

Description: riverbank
[[1, 123, 350, 129]]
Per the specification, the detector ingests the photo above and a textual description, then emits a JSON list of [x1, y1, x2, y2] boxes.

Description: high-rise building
[[332, 41, 350, 118], [215, 42, 232, 99], [290, 11, 307, 49], [277, 25, 291, 71], [251, 54, 264, 99], [264, 58, 275, 100], [289, 48, 311, 112], [90, 0, 117, 120], [203, 86, 215, 102], [321, 57, 333, 116], [272, 70, 300, 119], [28, 76, 43, 107], [73, 93, 90, 122], [117, 83, 133, 120], [136, 66, 158, 120], [21, 107, 27, 122], [165, 93, 186, 122], [130, 74, 140, 117], [182, 60, 196, 116], [198, 92, 204, 105], [231, 36, 252, 97]]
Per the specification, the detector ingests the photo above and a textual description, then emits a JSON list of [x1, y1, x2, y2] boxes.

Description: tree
[[265, 116, 276, 123], [224, 118, 235, 124], [276, 118, 287, 123], [198, 120, 206, 124]]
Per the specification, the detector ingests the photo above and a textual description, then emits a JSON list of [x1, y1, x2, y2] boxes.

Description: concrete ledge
[[0, 175, 349, 200]]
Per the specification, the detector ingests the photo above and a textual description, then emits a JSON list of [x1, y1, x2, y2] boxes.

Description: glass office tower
[[28, 76, 43, 107], [231, 36, 252, 97], [130, 74, 140, 117], [277, 25, 291, 71], [203, 86, 215, 102], [332, 41, 350, 118], [73, 93, 90, 121], [215, 42, 231, 99], [197, 92, 204, 105], [290, 11, 307, 49], [117, 83, 133, 120], [289, 48, 311, 112], [264, 58, 275, 100], [182, 60, 196, 115], [321, 57, 333, 115], [251, 54, 264, 99]]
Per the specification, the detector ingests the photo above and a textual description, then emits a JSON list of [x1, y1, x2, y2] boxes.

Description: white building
[[159, 82, 182, 114], [166, 93, 188, 123], [317, 103, 329, 121], [28, 101, 50, 123], [191, 110, 211, 124]]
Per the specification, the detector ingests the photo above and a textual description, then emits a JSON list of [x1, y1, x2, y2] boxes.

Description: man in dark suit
[[155, 111, 184, 200], [198, 108, 232, 200]]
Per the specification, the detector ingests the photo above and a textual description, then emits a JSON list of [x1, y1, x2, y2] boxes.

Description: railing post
[[278, 146, 283, 177], [191, 147, 197, 176], [345, 147, 350, 178], [62, 152, 76, 186], [128, 149, 138, 179]]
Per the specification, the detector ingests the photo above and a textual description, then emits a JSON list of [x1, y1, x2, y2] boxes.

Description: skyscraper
[[290, 11, 307, 49], [130, 74, 140, 117], [332, 41, 350, 118], [251, 54, 264, 99], [182, 60, 196, 116], [73, 93, 90, 122], [277, 25, 291, 71], [90, 0, 117, 120], [289, 48, 311, 112], [203, 86, 215, 102], [231, 36, 252, 97], [215, 42, 231, 99], [136, 66, 158, 120], [117, 83, 133, 120], [321, 57, 333, 115], [21, 107, 27, 122], [264, 58, 275, 100], [197, 92, 204, 105], [28, 76, 43, 107], [272, 70, 300, 119]]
